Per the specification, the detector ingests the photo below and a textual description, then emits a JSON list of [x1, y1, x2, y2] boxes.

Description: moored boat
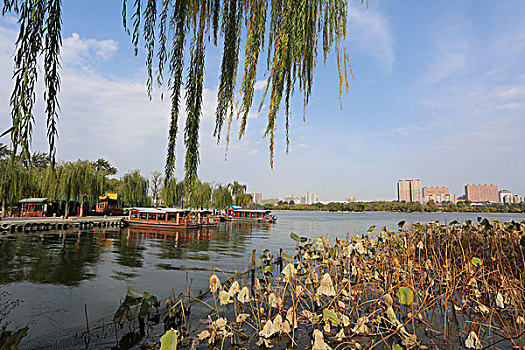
[[221, 206, 276, 223], [123, 208, 200, 229], [196, 209, 220, 227]]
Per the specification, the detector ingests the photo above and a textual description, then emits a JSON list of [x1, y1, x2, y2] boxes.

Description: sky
[[1, 0, 524, 201]]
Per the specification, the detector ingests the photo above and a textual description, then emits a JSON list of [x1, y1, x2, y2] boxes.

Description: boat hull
[[221, 216, 276, 223], [123, 219, 200, 229]]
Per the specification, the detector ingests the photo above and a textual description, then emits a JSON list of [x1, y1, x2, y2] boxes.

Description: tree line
[[0, 144, 251, 218], [261, 200, 525, 214]]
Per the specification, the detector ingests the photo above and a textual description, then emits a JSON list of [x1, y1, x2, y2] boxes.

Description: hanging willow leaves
[[214, 0, 242, 142], [164, 0, 187, 181], [4, 0, 352, 189], [184, 2, 207, 190]]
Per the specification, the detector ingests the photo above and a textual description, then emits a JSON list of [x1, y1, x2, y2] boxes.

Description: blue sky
[[1, 0, 524, 201]]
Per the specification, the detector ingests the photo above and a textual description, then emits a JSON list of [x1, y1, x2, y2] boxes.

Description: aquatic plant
[[114, 287, 160, 335], [156, 219, 525, 349]]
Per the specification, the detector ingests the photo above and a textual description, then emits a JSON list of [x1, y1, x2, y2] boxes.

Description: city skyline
[[1, 1, 524, 200]]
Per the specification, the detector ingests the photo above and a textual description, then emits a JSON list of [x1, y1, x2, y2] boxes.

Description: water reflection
[[0, 222, 274, 286], [0, 232, 101, 286]]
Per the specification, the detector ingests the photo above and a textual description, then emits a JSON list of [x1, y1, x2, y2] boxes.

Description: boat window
[[148, 214, 156, 220], [168, 213, 177, 222], [139, 213, 147, 220], [131, 212, 138, 219], [158, 214, 166, 221]]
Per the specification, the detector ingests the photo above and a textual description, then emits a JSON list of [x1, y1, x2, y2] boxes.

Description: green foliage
[[263, 266, 274, 274], [290, 232, 307, 243], [322, 308, 341, 326], [93, 158, 117, 175], [150, 171, 163, 206], [29, 151, 51, 168], [114, 288, 159, 324], [160, 329, 179, 350], [471, 257, 482, 267], [0, 158, 36, 208], [118, 170, 150, 207], [212, 184, 233, 209], [189, 179, 212, 209], [397, 287, 414, 306], [0, 326, 28, 350], [161, 178, 185, 207], [265, 200, 525, 214]]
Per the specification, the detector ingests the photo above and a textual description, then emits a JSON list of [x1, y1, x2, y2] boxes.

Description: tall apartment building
[[514, 195, 524, 204], [422, 194, 457, 204], [300, 191, 319, 205], [499, 190, 512, 203], [465, 184, 499, 202], [397, 179, 422, 203], [252, 192, 262, 204], [422, 186, 449, 197], [499, 190, 524, 204]]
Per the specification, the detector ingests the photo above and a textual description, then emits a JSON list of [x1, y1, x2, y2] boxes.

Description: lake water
[[1, 210, 525, 347]]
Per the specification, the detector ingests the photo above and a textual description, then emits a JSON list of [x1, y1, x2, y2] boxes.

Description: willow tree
[[3, 0, 351, 191], [0, 159, 34, 217], [118, 170, 150, 207], [189, 180, 212, 209], [212, 184, 233, 209], [161, 178, 185, 208], [41, 160, 104, 217]]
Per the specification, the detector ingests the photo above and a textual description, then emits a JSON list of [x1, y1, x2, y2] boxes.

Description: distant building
[[500, 190, 524, 204], [499, 190, 512, 203], [345, 196, 357, 202], [423, 194, 457, 204], [306, 191, 319, 204], [298, 191, 319, 205], [261, 198, 279, 205], [465, 184, 499, 202], [284, 194, 301, 204], [252, 192, 263, 204], [397, 179, 422, 203], [422, 186, 449, 197]]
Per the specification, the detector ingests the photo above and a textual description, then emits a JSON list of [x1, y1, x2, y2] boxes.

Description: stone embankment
[[0, 216, 125, 233]]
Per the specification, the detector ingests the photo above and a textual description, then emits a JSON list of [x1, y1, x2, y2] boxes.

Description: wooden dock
[[0, 216, 125, 233]]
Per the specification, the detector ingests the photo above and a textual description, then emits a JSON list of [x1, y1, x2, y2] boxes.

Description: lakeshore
[[0, 216, 125, 234]]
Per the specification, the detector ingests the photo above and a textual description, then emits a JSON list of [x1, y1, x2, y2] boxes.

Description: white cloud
[[494, 85, 525, 100], [424, 52, 467, 85], [62, 33, 118, 65], [392, 122, 437, 136], [348, 3, 394, 72], [497, 102, 522, 110], [253, 79, 267, 91]]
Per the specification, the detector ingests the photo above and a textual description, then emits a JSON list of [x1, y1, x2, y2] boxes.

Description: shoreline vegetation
[[256, 201, 525, 214]]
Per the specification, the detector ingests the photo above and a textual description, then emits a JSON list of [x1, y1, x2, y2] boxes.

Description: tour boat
[[124, 208, 200, 229], [221, 206, 276, 223], [196, 209, 220, 227]]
